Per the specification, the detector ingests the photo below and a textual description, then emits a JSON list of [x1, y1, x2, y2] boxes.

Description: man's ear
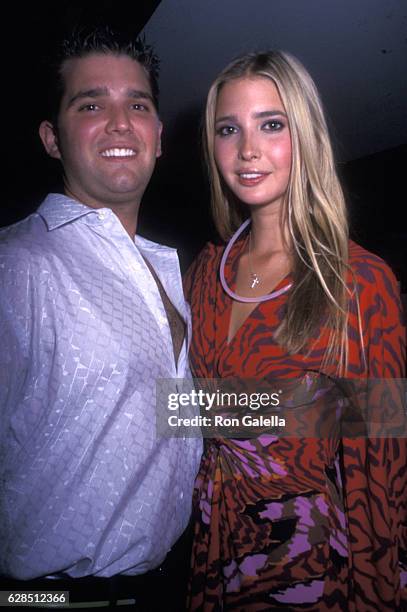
[[156, 120, 163, 158], [39, 121, 62, 159]]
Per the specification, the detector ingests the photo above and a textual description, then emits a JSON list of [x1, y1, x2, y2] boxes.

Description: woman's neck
[[249, 205, 290, 256]]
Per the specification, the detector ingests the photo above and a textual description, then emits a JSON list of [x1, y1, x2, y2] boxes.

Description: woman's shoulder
[[194, 240, 224, 263], [183, 241, 224, 299], [348, 240, 400, 293], [347, 241, 403, 346], [347, 242, 405, 377], [186, 241, 224, 278], [349, 239, 391, 267]]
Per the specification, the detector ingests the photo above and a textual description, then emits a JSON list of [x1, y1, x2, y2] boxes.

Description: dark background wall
[[3, 1, 406, 292], [3, 1, 161, 228]]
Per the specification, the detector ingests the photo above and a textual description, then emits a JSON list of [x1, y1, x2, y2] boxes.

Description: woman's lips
[[237, 172, 270, 186]]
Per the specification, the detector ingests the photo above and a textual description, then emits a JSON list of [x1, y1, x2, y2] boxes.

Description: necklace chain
[[248, 231, 260, 289], [219, 218, 292, 304]]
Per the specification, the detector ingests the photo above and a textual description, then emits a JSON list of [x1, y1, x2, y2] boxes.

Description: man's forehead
[[60, 53, 151, 92]]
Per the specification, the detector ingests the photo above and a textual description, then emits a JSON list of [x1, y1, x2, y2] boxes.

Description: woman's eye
[[263, 120, 284, 131], [216, 126, 237, 137]]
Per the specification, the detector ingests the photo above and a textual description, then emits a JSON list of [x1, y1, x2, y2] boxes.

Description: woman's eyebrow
[[215, 109, 287, 123], [252, 110, 287, 119], [215, 114, 237, 124]]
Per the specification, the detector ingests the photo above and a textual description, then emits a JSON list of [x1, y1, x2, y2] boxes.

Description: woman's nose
[[238, 133, 261, 161]]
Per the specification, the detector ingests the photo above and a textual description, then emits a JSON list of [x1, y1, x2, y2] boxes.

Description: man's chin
[[104, 172, 151, 198]]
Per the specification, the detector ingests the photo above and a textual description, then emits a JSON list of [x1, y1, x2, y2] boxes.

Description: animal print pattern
[[184, 238, 406, 611]]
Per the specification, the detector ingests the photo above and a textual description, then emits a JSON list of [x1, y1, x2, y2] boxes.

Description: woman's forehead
[[216, 76, 285, 114]]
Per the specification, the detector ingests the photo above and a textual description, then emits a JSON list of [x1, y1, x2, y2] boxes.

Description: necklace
[[248, 231, 260, 289], [219, 218, 292, 304]]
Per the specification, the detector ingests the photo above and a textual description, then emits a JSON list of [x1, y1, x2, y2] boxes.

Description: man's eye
[[131, 103, 148, 111], [216, 126, 237, 137], [78, 104, 100, 113], [79, 104, 99, 112]]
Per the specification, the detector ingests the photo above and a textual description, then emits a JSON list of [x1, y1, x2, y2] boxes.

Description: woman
[[184, 51, 406, 611]]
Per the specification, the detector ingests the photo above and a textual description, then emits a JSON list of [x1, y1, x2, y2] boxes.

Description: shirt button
[[98, 211, 106, 220]]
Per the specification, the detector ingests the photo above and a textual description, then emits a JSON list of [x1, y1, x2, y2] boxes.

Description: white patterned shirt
[[0, 194, 202, 579]]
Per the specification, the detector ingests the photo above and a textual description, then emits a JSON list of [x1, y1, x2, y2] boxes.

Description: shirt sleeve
[[0, 250, 33, 428], [0, 249, 35, 573]]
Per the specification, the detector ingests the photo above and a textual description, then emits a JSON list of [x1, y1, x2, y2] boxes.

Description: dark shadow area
[[138, 105, 216, 271], [342, 143, 406, 291]]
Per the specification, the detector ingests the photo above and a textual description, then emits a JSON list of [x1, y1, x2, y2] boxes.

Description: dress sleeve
[[342, 255, 406, 611]]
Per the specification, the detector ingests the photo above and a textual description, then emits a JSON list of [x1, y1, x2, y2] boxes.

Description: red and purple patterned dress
[[184, 238, 406, 611]]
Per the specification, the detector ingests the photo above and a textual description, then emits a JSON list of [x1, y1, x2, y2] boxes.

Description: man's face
[[40, 53, 162, 209]]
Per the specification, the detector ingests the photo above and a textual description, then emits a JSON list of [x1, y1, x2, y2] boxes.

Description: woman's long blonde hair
[[204, 51, 354, 373]]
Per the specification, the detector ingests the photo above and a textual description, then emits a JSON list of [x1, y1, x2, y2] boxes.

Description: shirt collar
[[134, 234, 177, 256], [38, 193, 99, 230], [38, 194, 177, 256]]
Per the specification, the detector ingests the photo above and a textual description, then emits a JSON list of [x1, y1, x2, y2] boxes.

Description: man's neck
[[112, 208, 139, 238]]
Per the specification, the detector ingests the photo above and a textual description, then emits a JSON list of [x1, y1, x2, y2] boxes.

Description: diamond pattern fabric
[[0, 194, 202, 579]]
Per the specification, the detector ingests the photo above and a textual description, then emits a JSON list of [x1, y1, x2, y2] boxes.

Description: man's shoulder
[[0, 212, 47, 259], [0, 214, 51, 299], [0, 194, 79, 262]]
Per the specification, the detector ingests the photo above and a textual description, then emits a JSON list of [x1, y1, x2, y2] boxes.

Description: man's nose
[[106, 106, 133, 134]]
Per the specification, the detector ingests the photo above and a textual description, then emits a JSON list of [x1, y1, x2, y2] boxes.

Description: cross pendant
[[251, 274, 260, 289]]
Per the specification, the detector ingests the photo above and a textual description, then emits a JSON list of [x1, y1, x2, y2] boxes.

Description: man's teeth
[[101, 148, 136, 157], [240, 173, 263, 179]]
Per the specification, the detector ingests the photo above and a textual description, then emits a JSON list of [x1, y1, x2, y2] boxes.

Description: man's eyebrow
[[215, 110, 287, 123], [67, 87, 109, 107], [127, 89, 154, 103], [67, 88, 154, 108]]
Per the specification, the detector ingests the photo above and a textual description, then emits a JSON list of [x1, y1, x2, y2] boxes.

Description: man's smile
[[100, 147, 137, 158]]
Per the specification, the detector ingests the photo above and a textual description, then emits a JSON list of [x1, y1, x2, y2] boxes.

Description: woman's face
[[214, 76, 292, 214]]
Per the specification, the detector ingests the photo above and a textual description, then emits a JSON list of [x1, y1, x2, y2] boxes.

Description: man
[[0, 27, 201, 609]]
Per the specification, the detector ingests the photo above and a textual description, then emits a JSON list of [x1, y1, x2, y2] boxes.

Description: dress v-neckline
[[224, 273, 291, 346], [216, 234, 290, 347]]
